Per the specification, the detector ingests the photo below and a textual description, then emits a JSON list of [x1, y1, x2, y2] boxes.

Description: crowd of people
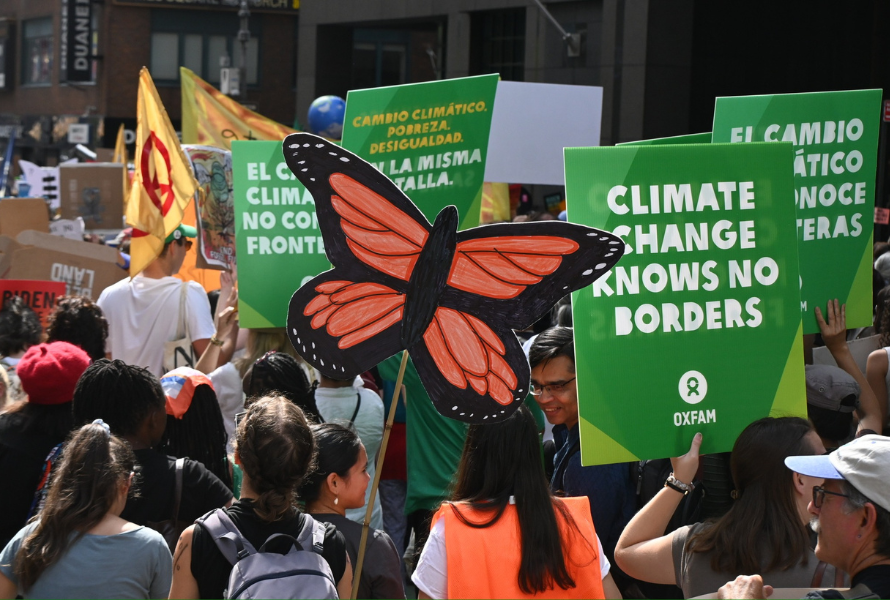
[[2, 223, 890, 600]]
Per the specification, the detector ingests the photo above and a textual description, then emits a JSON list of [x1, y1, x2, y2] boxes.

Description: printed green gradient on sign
[[712, 90, 882, 334], [233, 141, 331, 329], [341, 74, 499, 230], [566, 143, 807, 465]]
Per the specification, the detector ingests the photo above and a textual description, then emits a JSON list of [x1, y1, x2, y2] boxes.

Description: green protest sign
[[233, 140, 328, 328], [341, 74, 499, 230], [618, 132, 712, 146], [566, 143, 806, 465], [712, 90, 882, 333]]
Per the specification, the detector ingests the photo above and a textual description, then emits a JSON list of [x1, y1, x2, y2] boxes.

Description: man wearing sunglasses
[[98, 224, 216, 376], [529, 326, 636, 589], [718, 435, 890, 599]]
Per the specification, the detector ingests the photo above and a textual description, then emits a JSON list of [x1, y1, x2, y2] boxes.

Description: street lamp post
[[238, 0, 250, 99]]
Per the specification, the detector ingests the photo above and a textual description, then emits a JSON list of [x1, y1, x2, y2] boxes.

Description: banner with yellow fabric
[[180, 67, 297, 149], [126, 67, 198, 276]]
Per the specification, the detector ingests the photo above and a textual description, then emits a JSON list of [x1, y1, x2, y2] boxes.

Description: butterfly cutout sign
[[284, 133, 624, 423]]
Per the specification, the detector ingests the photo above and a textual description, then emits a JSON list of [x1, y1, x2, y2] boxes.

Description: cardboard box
[[2, 230, 126, 299], [59, 163, 125, 230], [0, 198, 50, 237]]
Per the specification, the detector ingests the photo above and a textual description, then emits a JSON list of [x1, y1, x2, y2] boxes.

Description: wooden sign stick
[[350, 350, 410, 600]]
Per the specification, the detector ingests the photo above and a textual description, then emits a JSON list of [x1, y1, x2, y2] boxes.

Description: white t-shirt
[[315, 384, 385, 530], [98, 275, 216, 377], [208, 361, 244, 454], [412, 507, 610, 599]]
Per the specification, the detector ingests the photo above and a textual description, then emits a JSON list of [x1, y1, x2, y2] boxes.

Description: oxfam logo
[[679, 370, 707, 405]]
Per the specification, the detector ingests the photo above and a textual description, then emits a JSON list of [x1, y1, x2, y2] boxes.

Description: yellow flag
[[180, 67, 297, 149], [126, 67, 198, 276], [113, 124, 131, 210], [480, 182, 511, 224]]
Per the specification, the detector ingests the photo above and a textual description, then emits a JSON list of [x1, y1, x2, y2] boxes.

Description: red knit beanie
[[18, 341, 91, 405]]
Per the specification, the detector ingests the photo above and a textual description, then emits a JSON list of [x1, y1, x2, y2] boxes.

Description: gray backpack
[[197, 509, 338, 600]]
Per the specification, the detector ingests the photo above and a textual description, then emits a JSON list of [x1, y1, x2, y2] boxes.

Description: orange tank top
[[435, 495, 605, 599]]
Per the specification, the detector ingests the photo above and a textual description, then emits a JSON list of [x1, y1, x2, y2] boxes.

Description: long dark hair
[[14, 422, 135, 590], [687, 416, 817, 573], [236, 395, 315, 521], [450, 404, 586, 594], [160, 384, 233, 489], [244, 352, 321, 422], [0, 401, 73, 440], [299, 423, 363, 505]]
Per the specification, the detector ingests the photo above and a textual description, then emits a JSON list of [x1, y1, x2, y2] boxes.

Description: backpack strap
[[296, 513, 326, 555], [196, 508, 258, 566], [172, 458, 184, 524]]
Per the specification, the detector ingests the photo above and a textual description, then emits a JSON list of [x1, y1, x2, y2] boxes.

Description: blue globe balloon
[[307, 95, 346, 139]]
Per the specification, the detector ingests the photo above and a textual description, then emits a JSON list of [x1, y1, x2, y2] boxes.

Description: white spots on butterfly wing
[[609, 240, 620, 245], [303, 143, 310, 147], [302, 345, 306, 353], [320, 359, 325, 366], [595, 263, 607, 270], [313, 354, 317, 360], [605, 253, 614, 257], [469, 414, 474, 418], [341, 366, 346, 372], [586, 232, 597, 237], [301, 168, 308, 172], [339, 157, 350, 162], [452, 406, 457, 411], [500, 410, 505, 413], [460, 412, 465, 416], [582, 269, 593, 276], [298, 160, 305, 164], [484, 416, 488, 419], [292, 328, 297, 335], [316, 144, 324, 148], [328, 152, 338, 156], [312, 342, 316, 349], [600, 236, 609, 241], [563, 285, 569, 290], [310, 178, 316, 181], [289, 144, 300, 149]]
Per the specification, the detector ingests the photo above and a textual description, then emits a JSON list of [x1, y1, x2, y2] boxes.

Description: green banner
[[566, 143, 806, 465], [618, 132, 712, 146], [712, 90, 882, 334], [340, 74, 499, 230], [233, 140, 328, 328]]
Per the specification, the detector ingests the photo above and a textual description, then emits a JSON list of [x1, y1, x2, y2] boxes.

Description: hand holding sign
[[670, 432, 703, 485]]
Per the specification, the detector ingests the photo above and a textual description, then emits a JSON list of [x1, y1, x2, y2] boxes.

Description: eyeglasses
[[529, 377, 576, 397], [812, 485, 850, 509], [184, 240, 193, 251]]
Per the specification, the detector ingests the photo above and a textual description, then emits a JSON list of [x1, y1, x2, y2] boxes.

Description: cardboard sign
[[59, 163, 126, 230], [19, 160, 62, 209], [712, 90, 882, 333], [0, 198, 49, 237], [49, 218, 86, 240], [484, 81, 603, 185], [183, 145, 235, 270], [876, 207, 890, 226], [282, 133, 622, 423], [0, 279, 67, 327], [566, 143, 806, 465], [3, 230, 125, 299], [232, 140, 327, 328], [341, 74, 499, 230]]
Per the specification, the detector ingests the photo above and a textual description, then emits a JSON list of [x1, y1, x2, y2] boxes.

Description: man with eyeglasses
[[529, 326, 636, 587], [98, 224, 216, 376], [718, 435, 890, 599]]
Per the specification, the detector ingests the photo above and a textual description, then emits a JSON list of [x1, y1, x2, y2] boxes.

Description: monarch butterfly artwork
[[284, 133, 624, 424]]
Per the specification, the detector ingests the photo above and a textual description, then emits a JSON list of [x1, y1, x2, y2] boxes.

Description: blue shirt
[[551, 423, 636, 565]]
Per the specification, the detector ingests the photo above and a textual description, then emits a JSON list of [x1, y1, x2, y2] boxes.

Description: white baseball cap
[[785, 435, 890, 512]]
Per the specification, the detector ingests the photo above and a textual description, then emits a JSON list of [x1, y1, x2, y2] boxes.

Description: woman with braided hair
[[159, 368, 233, 491], [169, 395, 352, 599], [0, 421, 172, 598]]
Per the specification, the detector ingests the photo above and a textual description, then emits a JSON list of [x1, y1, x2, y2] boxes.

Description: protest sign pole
[[351, 350, 410, 600]]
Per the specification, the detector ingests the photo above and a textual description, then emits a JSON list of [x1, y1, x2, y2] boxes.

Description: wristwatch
[[209, 335, 224, 347], [664, 473, 694, 495]]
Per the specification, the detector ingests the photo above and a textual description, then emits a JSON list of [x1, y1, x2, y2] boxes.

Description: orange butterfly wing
[[300, 280, 405, 350], [446, 236, 581, 299], [329, 173, 429, 281], [420, 307, 520, 408]]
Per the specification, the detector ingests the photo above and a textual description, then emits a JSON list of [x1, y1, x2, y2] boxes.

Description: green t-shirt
[[377, 351, 546, 514]]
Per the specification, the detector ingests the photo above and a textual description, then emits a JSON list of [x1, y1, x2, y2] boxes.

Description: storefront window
[[23, 18, 53, 85]]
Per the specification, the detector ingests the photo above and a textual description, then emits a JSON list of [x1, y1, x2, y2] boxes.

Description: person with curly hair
[[45, 296, 109, 361], [0, 297, 43, 405]]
